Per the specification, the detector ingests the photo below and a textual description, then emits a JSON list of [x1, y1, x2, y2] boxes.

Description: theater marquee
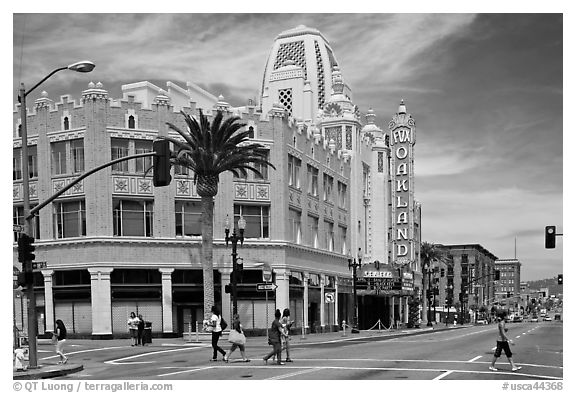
[[389, 101, 416, 267]]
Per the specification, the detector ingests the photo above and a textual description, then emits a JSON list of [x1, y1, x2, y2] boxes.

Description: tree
[[420, 241, 447, 323], [163, 109, 276, 319]]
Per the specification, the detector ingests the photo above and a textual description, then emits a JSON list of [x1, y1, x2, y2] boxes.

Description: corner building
[[13, 25, 422, 338]]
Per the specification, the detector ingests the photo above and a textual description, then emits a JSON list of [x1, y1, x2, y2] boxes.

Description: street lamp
[[347, 248, 362, 333], [224, 214, 246, 316], [17, 60, 95, 369], [424, 262, 433, 327]]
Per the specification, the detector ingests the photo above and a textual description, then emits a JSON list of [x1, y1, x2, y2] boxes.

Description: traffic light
[[16, 271, 33, 288], [153, 140, 172, 187], [558, 274, 563, 285], [440, 268, 445, 278], [545, 226, 556, 249], [17, 234, 35, 263], [494, 270, 500, 280], [458, 293, 463, 302]]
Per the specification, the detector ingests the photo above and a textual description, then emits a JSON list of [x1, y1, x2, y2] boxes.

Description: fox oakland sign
[[388, 102, 416, 267]]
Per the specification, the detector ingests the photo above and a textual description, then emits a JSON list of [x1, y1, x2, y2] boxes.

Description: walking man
[[489, 311, 522, 372]]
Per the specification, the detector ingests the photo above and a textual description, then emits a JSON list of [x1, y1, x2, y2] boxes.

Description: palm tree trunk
[[201, 195, 215, 319]]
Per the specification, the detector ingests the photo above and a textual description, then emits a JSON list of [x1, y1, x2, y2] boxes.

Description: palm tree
[[420, 241, 447, 325], [162, 109, 275, 319]]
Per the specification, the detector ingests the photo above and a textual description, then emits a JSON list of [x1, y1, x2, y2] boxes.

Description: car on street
[[530, 316, 539, 322], [543, 315, 552, 322], [512, 315, 523, 323], [475, 318, 488, 325]]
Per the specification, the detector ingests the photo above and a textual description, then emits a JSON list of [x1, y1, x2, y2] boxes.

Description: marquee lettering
[[397, 244, 408, 256], [396, 179, 408, 192], [396, 196, 408, 208], [396, 163, 407, 176], [397, 211, 407, 224], [396, 146, 408, 159]]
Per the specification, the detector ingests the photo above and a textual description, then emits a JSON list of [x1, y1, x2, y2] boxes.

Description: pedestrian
[[54, 319, 68, 364], [489, 311, 522, 372], [128, 312, 139, 346], [137, 314, 145, 346], [208, 305, 227, 361], [263, 309, 284, 365], [224, 314, 250, 363], [280, 308, 293, 362]]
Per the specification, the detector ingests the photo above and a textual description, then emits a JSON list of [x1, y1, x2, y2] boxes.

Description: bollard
[[342, 320, 347, 337]]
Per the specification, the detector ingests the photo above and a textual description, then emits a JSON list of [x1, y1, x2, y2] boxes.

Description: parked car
[[475, 318, 488, 325], [530, 316, 539, 322], [543, 315, 552, 322], [512, 315, 523, 323]]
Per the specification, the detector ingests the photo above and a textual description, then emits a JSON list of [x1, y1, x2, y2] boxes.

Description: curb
[[13, 364, 83, 380]]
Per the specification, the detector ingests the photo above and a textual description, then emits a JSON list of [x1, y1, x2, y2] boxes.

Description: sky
[[7, 8, 569, 282]]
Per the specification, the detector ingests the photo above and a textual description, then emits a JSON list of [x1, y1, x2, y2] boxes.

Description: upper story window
[[253, 150, 269, 180], [339, 225, 347, 255], [288, 155, 301, 189], [175, 200, 201, 237], [307, 165, 318, 197], [128, 115, 136, 129], [324, 220, 334, 252], [111, 138, 129, 172], [53, 199, 86, 238], [63, 117, 70, 130], [134, 140, 153, 174], [13, 146, 38, 180], [248, 126, 255, 138], [13, 206, 40, 242], [288, 208, 302, 244], [234, 204, 270, 239], [71, 139, 85, 174], [307, 215, 319, 248], [51, 141, 67, 176], [113, 199, 154, 237], [323, 173, 333, 203], [337, 181, 347, 209]]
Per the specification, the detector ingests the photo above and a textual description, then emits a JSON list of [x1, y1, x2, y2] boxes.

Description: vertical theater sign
[[389, 100, 416, 292]]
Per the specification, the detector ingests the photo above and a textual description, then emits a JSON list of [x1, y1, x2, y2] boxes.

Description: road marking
[[468, 356, 482, 362], [433, 370, 453, 380], [266, 368, 319, 380], [105, 346, 205, 365], [157, 366, 214, 377], [41, 346, 128, 360]]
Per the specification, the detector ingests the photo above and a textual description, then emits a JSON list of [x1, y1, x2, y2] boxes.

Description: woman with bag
[[280, 308, 293, 362], [224, 314, 250, 362]]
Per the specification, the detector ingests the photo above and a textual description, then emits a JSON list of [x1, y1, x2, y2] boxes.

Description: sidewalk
[[13, 323, 470, 379]]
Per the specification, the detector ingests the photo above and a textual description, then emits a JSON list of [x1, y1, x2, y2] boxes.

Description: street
[[45, 322, 562, 380]]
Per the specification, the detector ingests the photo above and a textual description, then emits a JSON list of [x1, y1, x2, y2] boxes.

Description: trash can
[[143, 322, 152, 344]]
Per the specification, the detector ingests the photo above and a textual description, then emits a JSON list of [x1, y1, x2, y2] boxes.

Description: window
[[253, 150, 269, 180], [337, 181, 347, 208], [13, 148, 22, 180], [323, 174, 333, 203], [63, 117, 70, 130], [128, 115, 135, 129], [113, 199, 153, 237], [339, 225, 347, 254], [248, 126, 255, 138], [175, 201, 202, 236], [174, 164, 190, 176], [288, 155, 301, 189], [325, 221, 334, 251], [13, 206, 40, 242], [307, 165, 318, 197], [53, 200, 86, 238], [234, 204, 270, 239], [26, 145, 38, 179], [135, 140, 153, 174], [111, 138, 129, 172], [288, 209, 302, 244], [71, 139, 84, 174], [51, 141, 67, 175], [307, 215, 319, 248]]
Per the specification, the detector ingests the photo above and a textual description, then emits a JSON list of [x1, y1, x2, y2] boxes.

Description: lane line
[[41, 346, 129, 360], [157, 366, 214, 377], [468, 356, 482, 362], [105, 346, 206, 365], [266, 368, 320, 380], [434, 370, 453, 380]]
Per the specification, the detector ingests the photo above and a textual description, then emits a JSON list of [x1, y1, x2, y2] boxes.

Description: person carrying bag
[[224, 314, 250, 362]]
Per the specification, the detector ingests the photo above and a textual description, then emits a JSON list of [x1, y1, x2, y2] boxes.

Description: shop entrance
[[176, 305, 203, 335]]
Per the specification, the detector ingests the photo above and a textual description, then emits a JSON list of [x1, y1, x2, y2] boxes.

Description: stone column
[[88, 267, 113, 338], [219, 268, 232, 323], [303, 272, 309, 332], [404, 297, 409, 324], [42, 269, 54, 333], [274, 268, 290, 313], [334, 279, 339, 330], [390, 296, 395, 327], [320, 274, 326, 329], [159, 268, 174, 334]]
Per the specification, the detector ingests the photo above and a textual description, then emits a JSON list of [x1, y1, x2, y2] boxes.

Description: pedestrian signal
[[558, 274, 563, 285], [17, 234, 35, 263]]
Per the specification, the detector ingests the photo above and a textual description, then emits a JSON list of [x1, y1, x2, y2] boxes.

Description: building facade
[[13, 25, 422, 338], [494, 259, 522, 314]]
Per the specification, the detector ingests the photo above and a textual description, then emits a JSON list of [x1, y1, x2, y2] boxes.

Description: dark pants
[[494, 340, 513, 358], [212, 331, 226, 359], [263, 341, 282, 364], [137, 328, 144, 345]]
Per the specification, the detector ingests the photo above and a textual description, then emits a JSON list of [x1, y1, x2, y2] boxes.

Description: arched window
[[63, 117, 70, 130], [18, 124, 22, 138], [128, 115, 135, 129], [248, 126, 254, 138]]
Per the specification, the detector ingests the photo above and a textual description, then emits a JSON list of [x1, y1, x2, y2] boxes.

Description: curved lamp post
[[17, 61, 95, 368], [347, 248, 363, 333], [224, 214, 246, 316]]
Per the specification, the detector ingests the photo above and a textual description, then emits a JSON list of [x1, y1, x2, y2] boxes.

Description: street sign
[[32, 261, 47, 270], [324, 292, 335, 303], [13, 224, 24, 233], [256, 283, 277, 291]]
